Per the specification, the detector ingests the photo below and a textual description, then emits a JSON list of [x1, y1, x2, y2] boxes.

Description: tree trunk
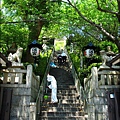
[[24, 19, 44, 63], [114, 38, 120, 53], [28, 19, 44, 41]]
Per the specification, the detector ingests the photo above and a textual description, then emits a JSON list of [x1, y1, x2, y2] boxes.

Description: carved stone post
[[107, 74, 112, 85], [30, 102, 36, 120], [26, 65, 33, 87], [91, 67, 98, 89]]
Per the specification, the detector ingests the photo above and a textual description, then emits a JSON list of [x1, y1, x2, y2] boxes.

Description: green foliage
[[0, 23, 29, 53], [68, 40, 118, 87], [35, 49, 52, 81], [1, 0, 120, 51], [98, 41, 118, 53], [23, 49, 52, 81], [69, 52, 80, 73], [54, 40, 65, 51]]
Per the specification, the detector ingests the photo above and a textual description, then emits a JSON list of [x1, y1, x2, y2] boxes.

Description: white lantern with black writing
[[30, 47, 40, 57], [84, 49, 94, 58]]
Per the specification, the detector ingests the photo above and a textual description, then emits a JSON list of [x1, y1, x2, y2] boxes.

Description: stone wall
[[84, 67, 120, 120], [0, 64, 40, 120]]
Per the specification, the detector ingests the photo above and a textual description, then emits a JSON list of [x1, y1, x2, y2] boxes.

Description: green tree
[[1, 0, 63, 42], [1, 0, 120, 52], [62, 0, 120, 51]]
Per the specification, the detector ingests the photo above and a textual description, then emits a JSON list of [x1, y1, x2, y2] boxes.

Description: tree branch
[[66, 0, 116, 42], [117, 0, 120, 13], [117, 0, 120, 23], [0, 18, 47, 24], [83, 29, 101, 41], [96, 0, 118, 16]]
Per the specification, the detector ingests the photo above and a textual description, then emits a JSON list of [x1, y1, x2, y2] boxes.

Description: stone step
[[57, 80, 73, 82], [57, 85, 76, 89], [47, 93, 78, 97], [57, 82, 74, 85], [43, 99, 80, 104], [44, 103, 81, 107], [58, 89, 77, 92], [40, 111, 84, 117], [47, 85, 76, 91], [39, 116, 85, 120], [58, 99, 80, 104], [58, 95, 79, 100], [57, 91, 77, 94], [47, 89, 77, 94], [41, 106, 82, 112], [43, 95, 79, 101]]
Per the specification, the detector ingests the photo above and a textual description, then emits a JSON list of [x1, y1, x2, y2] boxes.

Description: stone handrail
[[83, 66, 120, 120], [84, 67, 98, 100], [98, 67, 120, 87], [26, 65, 40, 102], [84, 67, 120, 94], [66, 49, 84, 100], [1, 65, 40, 99], [0, 64, 40, 120], [1, 65, 40, 89], [1, 66, 27, 84], [35, 49, 54, 120]]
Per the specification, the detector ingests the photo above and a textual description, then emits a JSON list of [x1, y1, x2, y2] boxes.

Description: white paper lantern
[[84, 49, 94, 58], [30, 47, 40, 57]]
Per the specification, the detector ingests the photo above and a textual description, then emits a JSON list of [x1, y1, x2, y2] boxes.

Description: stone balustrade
[[98, 67, 120, 86], [84, 66, 120, 120], [0, 64, 40, 120], [84, 67, 120, 90], [1, 64, 40, 89], [66, 49, 84, 103], [1, 66, 26, 84]]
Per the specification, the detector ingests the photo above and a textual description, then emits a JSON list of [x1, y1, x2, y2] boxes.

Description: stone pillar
[[26, 65, 33, 87], [107, 74, 112, 85], [91, 67, 98, 89], [88, 105, 96, 120], [30, 102, 36, 120], [3, 72, 8, 83], [36, 76, 40, 89]]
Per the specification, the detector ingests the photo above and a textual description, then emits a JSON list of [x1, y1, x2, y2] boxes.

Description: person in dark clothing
[[61, 52, 67, 63], [57, 54, 63, 64]]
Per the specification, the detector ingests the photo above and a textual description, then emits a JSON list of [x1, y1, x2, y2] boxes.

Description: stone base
[[10, 62, 24, 69]]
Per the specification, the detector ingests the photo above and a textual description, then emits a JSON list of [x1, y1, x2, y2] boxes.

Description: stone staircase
[[39, 52, 85, 120]]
